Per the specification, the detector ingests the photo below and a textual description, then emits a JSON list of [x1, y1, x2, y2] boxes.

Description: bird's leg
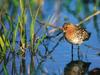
[[78, 45, 80, 60], [71, 44, 73, 61]]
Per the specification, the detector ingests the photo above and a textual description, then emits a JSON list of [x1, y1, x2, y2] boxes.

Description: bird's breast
[[64, 31, 83, 45]]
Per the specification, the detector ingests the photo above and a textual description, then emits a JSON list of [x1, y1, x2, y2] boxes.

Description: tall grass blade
[[12, 18, 19, 50], [30, 4, 41, 51], [34, 34, 46, 52], [3, 64, 8, 75]]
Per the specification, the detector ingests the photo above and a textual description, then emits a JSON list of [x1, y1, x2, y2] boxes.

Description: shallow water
[[0, 0, 100, 75]]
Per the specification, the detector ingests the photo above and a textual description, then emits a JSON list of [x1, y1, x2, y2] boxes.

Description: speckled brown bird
[[62, 23, 90, 45], [62, 23, 90, 60]]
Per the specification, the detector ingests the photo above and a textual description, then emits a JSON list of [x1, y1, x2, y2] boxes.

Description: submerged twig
[[77, 11, 100, 26]]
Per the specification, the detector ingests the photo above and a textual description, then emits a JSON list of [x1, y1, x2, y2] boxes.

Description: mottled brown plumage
[[62, 23, 90, 45]]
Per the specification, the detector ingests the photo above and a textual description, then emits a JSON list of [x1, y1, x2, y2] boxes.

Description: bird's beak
[[60, 27, 65, 32]]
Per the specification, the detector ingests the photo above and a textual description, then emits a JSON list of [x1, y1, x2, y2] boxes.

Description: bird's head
[[62, 23, 76, 33]]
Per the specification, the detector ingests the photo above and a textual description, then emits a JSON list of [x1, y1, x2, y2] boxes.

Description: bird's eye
[[64, 26, 67, 29]]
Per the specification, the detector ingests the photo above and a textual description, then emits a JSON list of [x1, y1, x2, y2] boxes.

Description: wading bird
[[62, 23, 90, 60]]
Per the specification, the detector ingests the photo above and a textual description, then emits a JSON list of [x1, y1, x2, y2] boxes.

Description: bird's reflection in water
[[64, 60, 91, 75]]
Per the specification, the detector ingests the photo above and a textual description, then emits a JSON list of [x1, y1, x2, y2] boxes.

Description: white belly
[[70, 38, 83, 45]]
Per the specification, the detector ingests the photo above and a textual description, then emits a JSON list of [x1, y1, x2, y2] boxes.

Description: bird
[[61, 23, 90, 60]]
